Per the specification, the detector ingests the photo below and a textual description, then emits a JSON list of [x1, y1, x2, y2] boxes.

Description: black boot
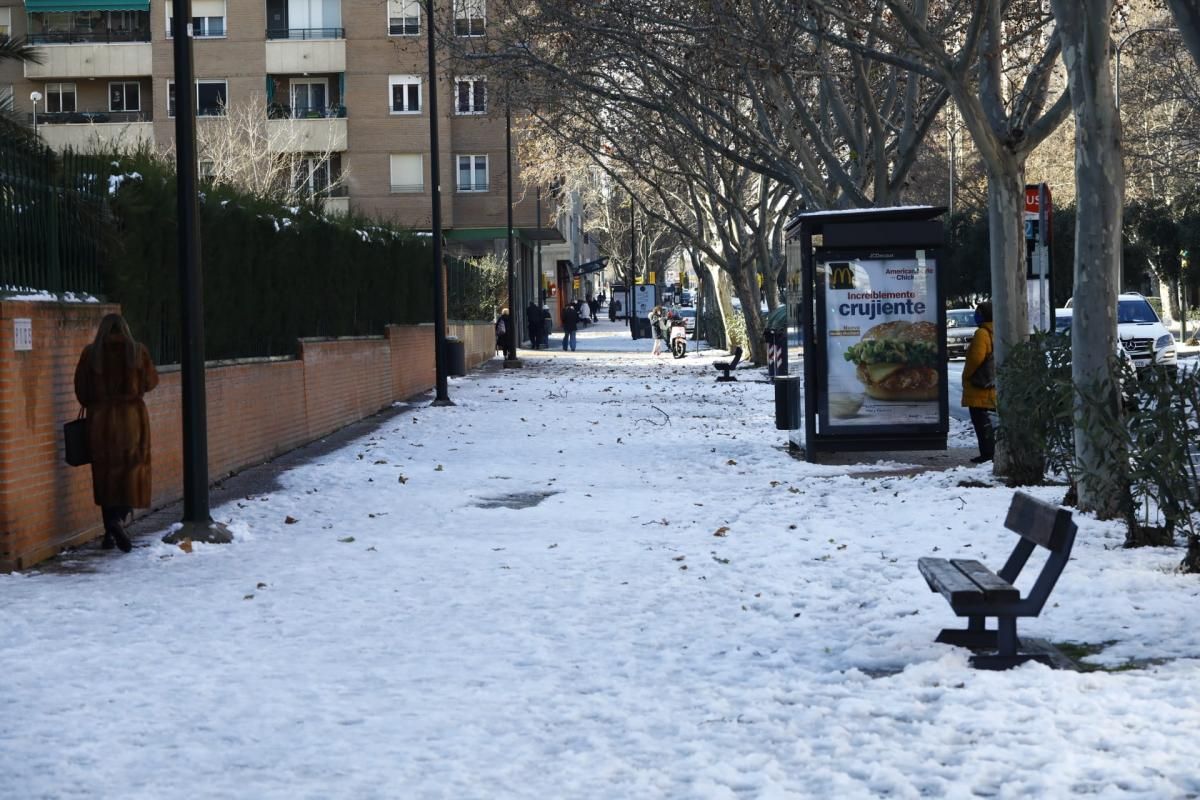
[[101, 531, 115, 549], [102, 508, 133, 553]]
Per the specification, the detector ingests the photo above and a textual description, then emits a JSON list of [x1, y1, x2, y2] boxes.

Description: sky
[[3, 320, 1199, 799]]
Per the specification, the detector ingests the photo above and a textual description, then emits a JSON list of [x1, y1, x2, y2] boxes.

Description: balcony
[[266, 27, 343, 40], [25, 41, 152, 79], [320, 188, 349, 216], [265, 37, 345, 74], [35, 112, 154, 153], [266, 109, 347, 153]]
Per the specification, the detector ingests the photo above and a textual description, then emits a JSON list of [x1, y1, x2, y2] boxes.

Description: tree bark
[[1049, 0, 1127, 518]]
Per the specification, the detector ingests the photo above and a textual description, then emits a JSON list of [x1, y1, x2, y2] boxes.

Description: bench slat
[[918, 557, 984, 604], [949, 559, 1020, 603], [1005, 491, 1073, 552]]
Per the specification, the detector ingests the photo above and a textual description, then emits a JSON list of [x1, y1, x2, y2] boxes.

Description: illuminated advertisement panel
[[818, 249, 941, 430]]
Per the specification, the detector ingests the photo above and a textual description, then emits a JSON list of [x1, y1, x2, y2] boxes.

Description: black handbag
[[64, 408, 90, 467], [969, 352, 996, 389]]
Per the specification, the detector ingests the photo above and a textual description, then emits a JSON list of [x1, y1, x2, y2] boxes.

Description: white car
[[945, 308, 979, 359], [1059, 293, 1177, 375]]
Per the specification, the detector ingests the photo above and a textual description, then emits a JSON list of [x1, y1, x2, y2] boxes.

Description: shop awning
[[570, 257, 609, 276], [25, 0, 150, 12]]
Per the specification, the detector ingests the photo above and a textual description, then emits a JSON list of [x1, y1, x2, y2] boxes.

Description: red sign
[[1025, 186, 1040, 215]]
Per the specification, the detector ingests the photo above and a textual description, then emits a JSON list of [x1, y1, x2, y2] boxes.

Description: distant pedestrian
[[589, 297, 599, 322], [962, 301, 996, 464], [526, 301, 542, 349], [649, 305, 666, 356], [74, 313, 159, 553], [496, 308, 512, 357], [562, 303, 580, 351], [541, 306, 553, 347]]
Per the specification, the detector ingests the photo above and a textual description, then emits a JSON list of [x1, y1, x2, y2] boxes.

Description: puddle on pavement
[[473, 490, 560, 509]]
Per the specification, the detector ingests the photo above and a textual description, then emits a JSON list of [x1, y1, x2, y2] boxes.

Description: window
[[388, 0, 419, 35], [454, 77, 486, 114], [167, 0, 226, 37], [389, 154, 423, 193], [293, 158, 331, 197], [457, 154, 487, 192], [45, 83, 77, 114], [109, 81, 141, 113], [0, 86, 12, 113], [453, 0, 484, 36], [0, 8, 10, 37], [290, 78, 327, 117], [168, 79, 227, 117], [197, 80, 227, 115], [389, 75, 421, 114]]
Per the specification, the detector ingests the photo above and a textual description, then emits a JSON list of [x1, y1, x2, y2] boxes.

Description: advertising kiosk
[[780, 207, 948, 460]]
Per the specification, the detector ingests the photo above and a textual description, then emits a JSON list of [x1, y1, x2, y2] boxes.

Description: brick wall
[[448, 321, 496, 368], [0, 301, 439, 571]]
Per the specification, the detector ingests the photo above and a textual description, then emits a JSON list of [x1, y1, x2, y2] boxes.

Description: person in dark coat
[[962, 301, 996, 464], [561, 303, 580, 351], [74, 313, 159, 552], [526, 300, 543, 349], [588, 297, 599, 322], [496, 307, 514, 359]]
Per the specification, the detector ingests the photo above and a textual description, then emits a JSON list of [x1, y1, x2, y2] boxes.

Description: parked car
[[1061, 293, 1177, 375], [945, 308, 979, 359], [675, 307, 696, 333], [680, 291, 694, 307]]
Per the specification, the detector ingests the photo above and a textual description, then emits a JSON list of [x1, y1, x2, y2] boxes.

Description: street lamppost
[[30, 91, 41, 137], [162, 0, 231, 545], [503, 99, 521, 367], [1114, 26, 1180, 309], [426, 0, 453, 404]]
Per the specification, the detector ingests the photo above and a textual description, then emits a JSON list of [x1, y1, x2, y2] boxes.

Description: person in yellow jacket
[[962, 301, 996, 463]]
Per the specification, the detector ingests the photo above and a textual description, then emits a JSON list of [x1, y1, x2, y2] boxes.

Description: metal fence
[[0, 139, 105, 296]]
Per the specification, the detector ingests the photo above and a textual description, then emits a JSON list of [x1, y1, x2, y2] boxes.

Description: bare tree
[[165, 93, 346, 209]]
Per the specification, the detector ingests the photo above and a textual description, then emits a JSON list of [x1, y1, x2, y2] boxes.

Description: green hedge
[[102, 153, 434, 363]]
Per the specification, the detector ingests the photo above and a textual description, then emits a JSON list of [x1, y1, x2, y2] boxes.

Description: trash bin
[[444, 336, 466, 377], [774, 375, 801, 431]]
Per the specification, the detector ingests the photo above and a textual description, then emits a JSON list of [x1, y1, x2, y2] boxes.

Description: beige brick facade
[[1, 0, 547, 239]]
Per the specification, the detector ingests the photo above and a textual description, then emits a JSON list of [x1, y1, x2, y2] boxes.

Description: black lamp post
[[427, 0, 453, 404], [503, 100, 521, 366], [162, 0, 230, 544]]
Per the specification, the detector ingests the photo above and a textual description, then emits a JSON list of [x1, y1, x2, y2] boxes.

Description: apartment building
[[0, 0, 574, 321]]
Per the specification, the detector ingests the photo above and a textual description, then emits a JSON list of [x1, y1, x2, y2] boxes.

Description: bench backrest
[[1004, 491, 1075, 552], [729, 346, 743, 369], [999, 491, 1077, 614]]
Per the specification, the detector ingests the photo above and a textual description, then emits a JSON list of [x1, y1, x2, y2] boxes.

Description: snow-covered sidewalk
[[4, 326, 1200, 799]]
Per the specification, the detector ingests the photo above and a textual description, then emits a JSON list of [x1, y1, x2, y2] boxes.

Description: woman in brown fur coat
[[74, 314, 159, 552]]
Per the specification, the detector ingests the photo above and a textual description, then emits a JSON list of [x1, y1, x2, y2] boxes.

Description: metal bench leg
[[935, 616, 997, 649], [970, 616, 1053, 670], [996, 617, 1018, 656]]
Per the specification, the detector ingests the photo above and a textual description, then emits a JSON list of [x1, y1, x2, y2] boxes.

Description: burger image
[[842, 320, 939, 401]]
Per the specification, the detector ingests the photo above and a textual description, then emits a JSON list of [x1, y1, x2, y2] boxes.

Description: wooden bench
[[714, 346, 743, 382], [918, 491, 1077, 669]]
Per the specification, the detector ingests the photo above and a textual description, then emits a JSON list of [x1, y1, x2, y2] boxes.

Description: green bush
[[102, 152, 433, 363], [995, 332, 1074, 486]]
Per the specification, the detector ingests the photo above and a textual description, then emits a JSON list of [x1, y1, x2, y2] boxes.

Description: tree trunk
[[732, 265, 768, 364], [1050, 0, 1127, 519], [985, 166, 1036, 479]]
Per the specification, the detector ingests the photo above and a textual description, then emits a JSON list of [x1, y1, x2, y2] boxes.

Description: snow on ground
[[4, 319, 1200, 799]]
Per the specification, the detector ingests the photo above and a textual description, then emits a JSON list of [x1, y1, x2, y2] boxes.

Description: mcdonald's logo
[[828, 262, 856, 290]]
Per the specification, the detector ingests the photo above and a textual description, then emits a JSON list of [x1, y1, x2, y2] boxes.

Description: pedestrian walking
[[496, 307, 513, 358], [526, 300, 542, 349], [649, 305, 666, 356], [962, 301, 996, 464], [73, 313, 159, 553], [562, 303, 580, 351], [589, 297, 599, 322]]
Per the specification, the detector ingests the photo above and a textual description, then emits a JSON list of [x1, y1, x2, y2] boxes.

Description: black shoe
[[101, 531, 115, 549], [107, 522, 132, 553]]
